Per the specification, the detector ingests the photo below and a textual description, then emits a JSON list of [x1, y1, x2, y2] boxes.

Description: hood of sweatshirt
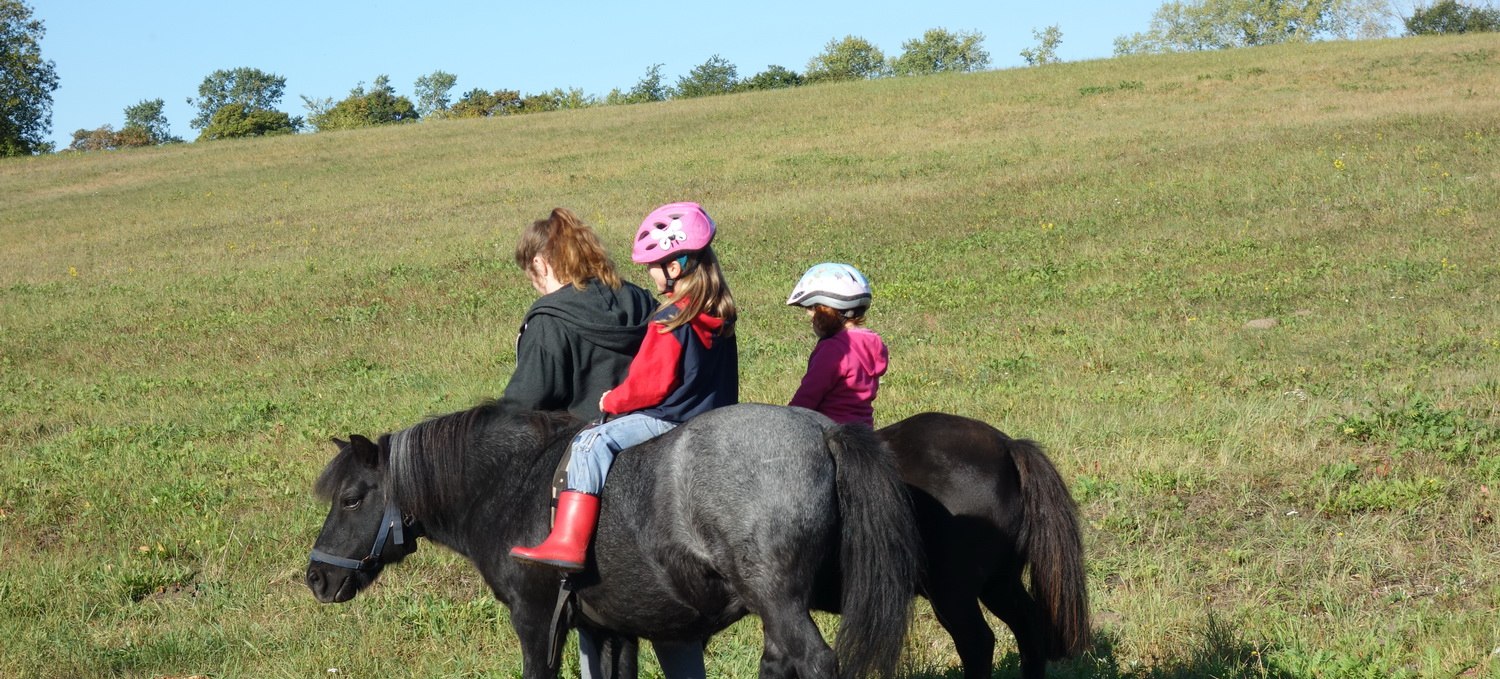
[[660, 296, 730, 349], [845, 327, 889, 377], [523, 279, 656, 354], [687, 310, 726, 349]]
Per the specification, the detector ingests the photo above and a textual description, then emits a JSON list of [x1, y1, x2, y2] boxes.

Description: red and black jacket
[[601, 300, 737, 424]]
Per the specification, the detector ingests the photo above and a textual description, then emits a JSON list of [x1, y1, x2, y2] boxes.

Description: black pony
[[880, 412, 1089, 679], [305, 401, 920, 678]]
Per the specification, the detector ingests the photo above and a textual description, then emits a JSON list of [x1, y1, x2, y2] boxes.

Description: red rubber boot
[[509, 491, 599, 572]]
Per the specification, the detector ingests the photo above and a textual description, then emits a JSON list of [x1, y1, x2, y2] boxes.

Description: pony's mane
[[386, 400, 581, 519]]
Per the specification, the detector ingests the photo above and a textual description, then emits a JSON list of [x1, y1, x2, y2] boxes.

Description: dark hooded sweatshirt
[[500, 278, 656, 420]]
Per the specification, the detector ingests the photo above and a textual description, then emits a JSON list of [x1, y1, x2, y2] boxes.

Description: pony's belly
[[577, 573, 744, 641]]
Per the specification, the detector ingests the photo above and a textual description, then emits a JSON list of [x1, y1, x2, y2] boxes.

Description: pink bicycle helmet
[[632, 202, 716, 264]]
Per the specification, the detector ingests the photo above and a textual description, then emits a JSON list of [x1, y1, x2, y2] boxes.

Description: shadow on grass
[[903, 613, 1301, 679]]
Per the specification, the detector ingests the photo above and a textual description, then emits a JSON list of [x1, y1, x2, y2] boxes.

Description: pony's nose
[[306, 565, 323, 590]]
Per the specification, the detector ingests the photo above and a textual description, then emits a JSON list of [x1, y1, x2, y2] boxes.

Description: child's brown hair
[[659, 246, 736, 337], [809, 303, 865, 339]]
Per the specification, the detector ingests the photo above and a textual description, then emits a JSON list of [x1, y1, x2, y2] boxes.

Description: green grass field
[[3, 33, 1498, 678]]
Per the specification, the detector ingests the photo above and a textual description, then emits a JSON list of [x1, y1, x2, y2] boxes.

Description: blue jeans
[[566, 413, 677, 495]]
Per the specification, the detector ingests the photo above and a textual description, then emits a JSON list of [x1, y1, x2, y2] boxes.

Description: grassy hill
[[2, 33, 1497, 678]]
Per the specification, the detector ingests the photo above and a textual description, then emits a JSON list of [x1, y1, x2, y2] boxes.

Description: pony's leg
[[589, 631, 641, 679], [926, 584, 996, 679], [919, 529, 998, 679], [980, 576, 1048, 679], [509, 602, 562, 679], [651, 639, 705, 679], [757, 610, 836, 679]]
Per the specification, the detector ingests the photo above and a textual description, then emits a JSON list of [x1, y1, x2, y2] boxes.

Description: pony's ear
[[348, 434, 381, 468], [330, 437, 349, 449]]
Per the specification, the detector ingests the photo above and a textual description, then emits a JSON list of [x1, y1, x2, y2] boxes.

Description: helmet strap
[[660, 255, 695, 294], [661, 263, 676, 293]]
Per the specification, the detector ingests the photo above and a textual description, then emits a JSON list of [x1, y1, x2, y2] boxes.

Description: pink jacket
[[789, 327, 888, 427]]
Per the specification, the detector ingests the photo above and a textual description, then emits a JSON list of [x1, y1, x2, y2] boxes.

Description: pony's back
[[584, 405, 841, 634]]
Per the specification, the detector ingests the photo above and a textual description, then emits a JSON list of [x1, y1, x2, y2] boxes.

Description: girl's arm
[[789, 342, 840, 411], [601, 324, 683, 414]]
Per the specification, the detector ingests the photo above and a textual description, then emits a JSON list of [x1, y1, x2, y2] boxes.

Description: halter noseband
[[308, 500, 417, 572]]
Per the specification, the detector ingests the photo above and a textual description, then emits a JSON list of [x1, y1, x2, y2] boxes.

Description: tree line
[[3, 0, 1498, 156], [1113, 0, 1498, 54], [92, 29, 994, 147]]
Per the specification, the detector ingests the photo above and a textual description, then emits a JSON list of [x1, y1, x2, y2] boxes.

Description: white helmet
[[786, 263, 872, 314]]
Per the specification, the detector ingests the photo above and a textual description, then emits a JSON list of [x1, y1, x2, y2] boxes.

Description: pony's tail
[[1010, 437, 1091, 659], [825, 424, 922, 679]]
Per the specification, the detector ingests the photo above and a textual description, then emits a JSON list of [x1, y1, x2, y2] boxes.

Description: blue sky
[[36, 1, 1170, 148]]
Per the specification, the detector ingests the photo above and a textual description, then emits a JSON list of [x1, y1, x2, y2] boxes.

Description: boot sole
[[509, 552, 585, 572]]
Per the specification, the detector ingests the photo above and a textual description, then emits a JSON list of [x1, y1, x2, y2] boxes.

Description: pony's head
[[305, 434, 420, 603]]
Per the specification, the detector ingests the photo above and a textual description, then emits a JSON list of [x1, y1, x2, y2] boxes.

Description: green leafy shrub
[[1405, 0, 1500, 34]]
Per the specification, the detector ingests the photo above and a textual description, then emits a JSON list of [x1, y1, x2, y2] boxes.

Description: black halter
[[308, 500, 418, 572]]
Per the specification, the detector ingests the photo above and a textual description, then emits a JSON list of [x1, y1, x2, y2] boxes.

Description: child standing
[[510, 201, 738, 571], [786, 263, 887, 427]]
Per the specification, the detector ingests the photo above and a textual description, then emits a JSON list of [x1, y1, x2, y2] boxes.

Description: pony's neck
[[388, 408, 578, 559]]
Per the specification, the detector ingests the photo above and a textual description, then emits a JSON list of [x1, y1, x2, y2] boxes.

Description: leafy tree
[[122, 98, 180, 144], [890, 28, 991, 76], [359, 75, 418, 124], [1115, 0, 1392, 55], [197, 102, 298, 141], [448, 88, 522, 118], [806, 36, 888, 83], [67, 126, 111, 152], [66, 98, 177, 152], [1020, 25, 1064, 66], [305, 75, 419, 132], [188, 67, 291, 130], [675, 54, 739, 98], [1, 0, 59, 156], [67, 125, 152, 152], [628, 63, 670, 103], [604, 64, 669, 105], [414, 70, 457, 118], [518, 87, 595, 113], [67, 126, 110, 152], [738, 65, 803, 91], [1405, 0, 1500, 33], [300, 95, 335, 122], [1325, 0, 1400, 37]]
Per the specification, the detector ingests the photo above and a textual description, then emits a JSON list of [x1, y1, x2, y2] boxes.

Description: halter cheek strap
[[308, 501, 410, 572]]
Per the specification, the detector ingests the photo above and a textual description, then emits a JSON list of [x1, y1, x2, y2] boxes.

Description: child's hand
[[599, 390, 611, 413]]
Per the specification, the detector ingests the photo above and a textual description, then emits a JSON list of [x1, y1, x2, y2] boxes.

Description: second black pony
[[305, 401, 920, 678], [880, 412, 1090, 679]]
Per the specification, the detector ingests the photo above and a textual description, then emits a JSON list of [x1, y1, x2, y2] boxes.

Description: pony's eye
[[341, 496, 362, 510]]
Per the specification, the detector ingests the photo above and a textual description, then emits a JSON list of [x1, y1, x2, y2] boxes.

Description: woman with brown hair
[[501, 207, 656, 420]]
